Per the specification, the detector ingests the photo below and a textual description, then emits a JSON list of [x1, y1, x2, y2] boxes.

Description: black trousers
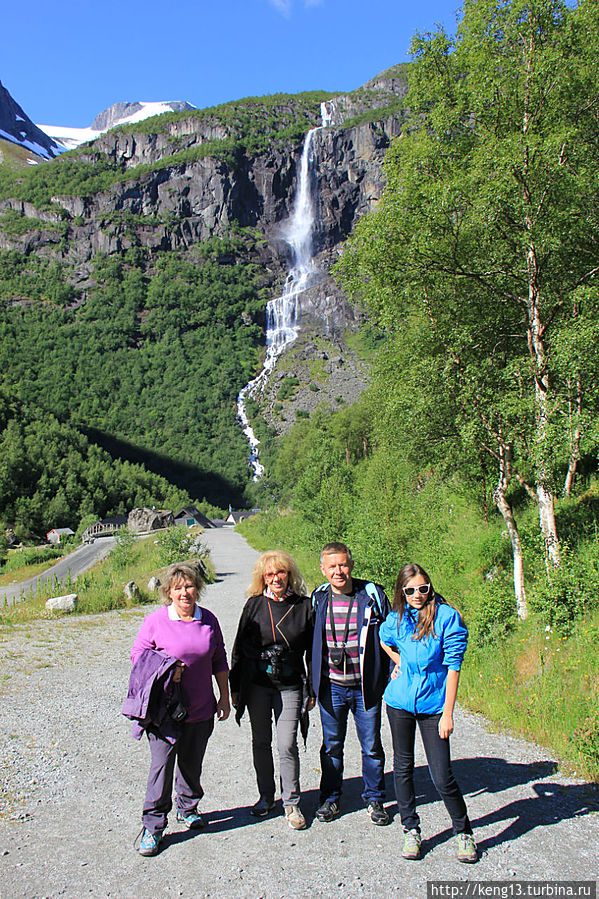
[[387, 705, 472, 835]]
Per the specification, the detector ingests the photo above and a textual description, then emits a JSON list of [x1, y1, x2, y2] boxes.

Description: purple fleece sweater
[[131, 604, 228, 722]]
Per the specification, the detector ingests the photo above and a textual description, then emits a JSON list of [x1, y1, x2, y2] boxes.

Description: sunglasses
[[403, 584, 431, 597]]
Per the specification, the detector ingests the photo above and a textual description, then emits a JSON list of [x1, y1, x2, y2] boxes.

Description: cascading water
[[237, 126, 320, 479]]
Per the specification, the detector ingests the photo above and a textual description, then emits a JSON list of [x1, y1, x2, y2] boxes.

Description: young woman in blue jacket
[[380, 563, 477, 864]]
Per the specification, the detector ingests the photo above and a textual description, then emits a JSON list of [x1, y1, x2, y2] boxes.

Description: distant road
[[0, 536, 117, 606]]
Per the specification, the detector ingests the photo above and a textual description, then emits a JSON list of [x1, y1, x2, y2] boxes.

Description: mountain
[[0, 80, 61, 161], [38, 100, 196, 151], [0, 66, 409, 529]]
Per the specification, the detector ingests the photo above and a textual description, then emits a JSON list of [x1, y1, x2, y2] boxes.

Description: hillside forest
[[1, 0, 598, 777]]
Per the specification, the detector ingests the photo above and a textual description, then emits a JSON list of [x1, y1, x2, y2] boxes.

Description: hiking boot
[[137, 827, 162, 857], [176, 809, 205, 829], [251, 796, 275, 817], [285, 805, 307, 830], [367, 801, 390, 826], [315, 800, 340, 822], [402, 828, 421, 860], [457, 833, 478, 863]]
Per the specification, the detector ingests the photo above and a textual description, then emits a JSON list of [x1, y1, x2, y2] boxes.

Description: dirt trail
[[0, 528, 597, 899]]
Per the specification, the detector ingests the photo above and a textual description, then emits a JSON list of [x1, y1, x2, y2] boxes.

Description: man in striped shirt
[[311, 542, 391, 825]]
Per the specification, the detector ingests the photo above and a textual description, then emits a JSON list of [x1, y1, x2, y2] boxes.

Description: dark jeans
[[318, 679, 385, 804], [142, 718, 214, 834], [387, 705, 471, 835]]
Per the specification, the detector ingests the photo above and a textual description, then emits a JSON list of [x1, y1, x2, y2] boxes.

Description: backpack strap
[[364, 581, 384, 618], [311, 583, 329, 612]]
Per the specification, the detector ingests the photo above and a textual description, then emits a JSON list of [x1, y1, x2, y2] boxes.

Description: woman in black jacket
[[230, 550, 314, 830]]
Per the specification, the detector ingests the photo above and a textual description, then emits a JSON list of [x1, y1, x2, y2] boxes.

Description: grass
[[0, 137, 44, 170], [460, 608, 599, 782], [236, 511, 323, 592], [0, 544, 74, 585]]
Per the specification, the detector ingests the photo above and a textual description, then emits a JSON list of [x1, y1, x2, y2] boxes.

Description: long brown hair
[[393, 563, 438, 641]]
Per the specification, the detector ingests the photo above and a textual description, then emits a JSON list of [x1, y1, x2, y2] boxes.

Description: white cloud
[[268, 0, 323, 16], [269, 0, 292, 15]]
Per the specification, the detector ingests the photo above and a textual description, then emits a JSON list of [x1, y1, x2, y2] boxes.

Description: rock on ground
[[0, 528, 597, 899]]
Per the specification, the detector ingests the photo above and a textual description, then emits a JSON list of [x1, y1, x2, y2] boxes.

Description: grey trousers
[[246, 683, 303, 807], [142, 718, 214, 834]]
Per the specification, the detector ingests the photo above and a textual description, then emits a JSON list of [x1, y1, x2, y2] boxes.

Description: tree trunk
[[537, 483, 561, 570], [563, 428, 581, 496], [492, 440, 528, 618], [521, 27, 561, 571], [563, 376, 582, 497]]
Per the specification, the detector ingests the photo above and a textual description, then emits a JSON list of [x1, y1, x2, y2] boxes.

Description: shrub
[[156, 526, 210, 567], [529, 549, 599, 633], [277, 377, 300, 401], [467, 580, 518, 647], [570, 710, 599, 773]]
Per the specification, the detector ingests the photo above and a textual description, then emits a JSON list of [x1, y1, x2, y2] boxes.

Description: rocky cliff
[[0, 71, 406, 316], [0, 70, 408, 429], [0, 80, 61, 160]]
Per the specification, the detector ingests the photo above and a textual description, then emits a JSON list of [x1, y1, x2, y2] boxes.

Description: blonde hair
[[160, 562, 205, 604], [247, 550, 306, 597]]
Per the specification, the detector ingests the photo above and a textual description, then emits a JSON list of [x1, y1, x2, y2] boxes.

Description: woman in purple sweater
[[130, 562, 230, 856]]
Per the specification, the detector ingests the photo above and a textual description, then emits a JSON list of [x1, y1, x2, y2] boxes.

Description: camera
[[167, 699, 188, 724], [329, 646, 345, 667]]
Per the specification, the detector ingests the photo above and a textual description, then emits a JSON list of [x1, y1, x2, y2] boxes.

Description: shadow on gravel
[[157, 774, 401, 838], [453, 757, 559, 796], [399, 758, 559, 814], [389, 758, 599, 856], [473, 780, 599, 852]]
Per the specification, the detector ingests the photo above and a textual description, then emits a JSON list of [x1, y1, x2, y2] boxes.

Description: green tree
[[338, 0, 599, 610]]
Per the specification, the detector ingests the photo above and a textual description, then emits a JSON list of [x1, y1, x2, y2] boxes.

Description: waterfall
[[237, 127, 319, 480]]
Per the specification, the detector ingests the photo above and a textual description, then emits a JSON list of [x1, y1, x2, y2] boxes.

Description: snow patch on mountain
[[0, 80, 61, 160], [38, 100, 196, 150]]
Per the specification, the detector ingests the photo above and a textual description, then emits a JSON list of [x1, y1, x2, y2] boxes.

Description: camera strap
[[329, 591, 355, 651]]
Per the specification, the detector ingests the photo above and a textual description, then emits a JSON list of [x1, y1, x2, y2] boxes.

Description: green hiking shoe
[[456, 832, 478, 863], [402, 828, 421, 860]]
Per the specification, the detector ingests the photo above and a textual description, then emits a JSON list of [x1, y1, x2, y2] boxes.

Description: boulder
[[127, 508, 174, 533], [147, 576, 161, 592], [124, 581, 140, 600], [45, 593, 78, 612]]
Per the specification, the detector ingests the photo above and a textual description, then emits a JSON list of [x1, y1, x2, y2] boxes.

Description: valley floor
[[0, 528, 597, 898]]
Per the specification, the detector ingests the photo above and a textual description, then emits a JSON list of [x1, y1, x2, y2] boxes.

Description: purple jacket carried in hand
[[122, 648, 183, 743]]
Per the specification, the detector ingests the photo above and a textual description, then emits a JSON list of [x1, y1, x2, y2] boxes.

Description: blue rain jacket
[[380, 598, 467, 715]]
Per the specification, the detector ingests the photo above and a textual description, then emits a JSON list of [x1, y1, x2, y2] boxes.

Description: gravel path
[[0, 528, 597, 899]]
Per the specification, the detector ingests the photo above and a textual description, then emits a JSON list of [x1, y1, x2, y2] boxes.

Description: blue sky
[[3, 0, 462, 127]]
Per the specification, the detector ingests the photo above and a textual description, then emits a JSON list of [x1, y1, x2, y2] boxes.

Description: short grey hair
[[320, 542, 353, 565], [160, 562, 205, 604]]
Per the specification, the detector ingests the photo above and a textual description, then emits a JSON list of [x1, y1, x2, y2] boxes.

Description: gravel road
[[0, 528, 597, 899]]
